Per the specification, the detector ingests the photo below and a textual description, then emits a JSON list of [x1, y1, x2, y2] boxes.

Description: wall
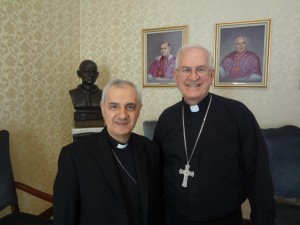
[[80, 0, 300, 135], [0, 0, 299, 217], [0, 0, 80, 215]]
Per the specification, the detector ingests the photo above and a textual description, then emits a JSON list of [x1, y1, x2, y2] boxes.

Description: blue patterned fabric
[[262, 125, 300, 198]]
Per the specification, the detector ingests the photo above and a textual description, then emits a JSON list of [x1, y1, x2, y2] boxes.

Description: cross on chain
[[233, 65, 240, 75], [179, 164, 194, 188], [233, 57, 241, 75]]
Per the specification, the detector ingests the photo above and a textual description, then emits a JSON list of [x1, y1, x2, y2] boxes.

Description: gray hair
[[175, 43, 214, 69], [101, 79, 142, 105], [234, 36, 248, 44]]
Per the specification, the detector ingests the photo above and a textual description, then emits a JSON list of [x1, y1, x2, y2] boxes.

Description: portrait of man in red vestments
[[143, 26, 188, 87], [214, 19, 271, 87], [219, 36, 262, 82], [148, 42, 176, 80]]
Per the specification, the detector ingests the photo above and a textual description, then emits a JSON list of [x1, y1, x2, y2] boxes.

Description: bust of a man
[[69, 60, 103, 122], [69, 60, 102, 108]]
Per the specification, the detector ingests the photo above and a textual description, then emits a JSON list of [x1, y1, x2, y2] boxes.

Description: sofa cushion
[[274, 202, 300, 225], [262, 125, 300, 199]]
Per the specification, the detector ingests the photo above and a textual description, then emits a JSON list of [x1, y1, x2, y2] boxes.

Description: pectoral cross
[[233, 65, 240, 75], [233, 57, 241, 75], [179, 164, 194, 188]]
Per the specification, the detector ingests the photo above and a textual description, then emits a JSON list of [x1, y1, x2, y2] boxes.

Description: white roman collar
[[117, 143, 128, 149], [190, 105, 199, 112]]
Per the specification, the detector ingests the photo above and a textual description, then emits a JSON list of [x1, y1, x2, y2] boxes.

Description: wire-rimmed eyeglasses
[[175, 66, 212, 77]]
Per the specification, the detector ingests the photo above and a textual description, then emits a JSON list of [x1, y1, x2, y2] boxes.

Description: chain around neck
[[111, 148, 137, 185], [182, 94, 212, 165]]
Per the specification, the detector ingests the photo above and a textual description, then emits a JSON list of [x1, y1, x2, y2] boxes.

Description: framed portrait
[[142, 25, 188, 87], [214, 19, 271, 87]]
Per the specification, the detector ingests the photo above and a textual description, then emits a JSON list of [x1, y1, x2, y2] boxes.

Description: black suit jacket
[[53, 128, 163, 225]]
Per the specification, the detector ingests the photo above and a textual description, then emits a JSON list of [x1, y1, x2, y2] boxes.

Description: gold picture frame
[[142, 26, 188, 87], [214, 19, 271, 87]]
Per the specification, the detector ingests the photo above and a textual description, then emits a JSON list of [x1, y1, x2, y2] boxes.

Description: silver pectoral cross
[[179, 164, 194, 188]]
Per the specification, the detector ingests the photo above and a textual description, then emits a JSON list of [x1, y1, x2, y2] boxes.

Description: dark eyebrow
[[126, 103, 136, 106]]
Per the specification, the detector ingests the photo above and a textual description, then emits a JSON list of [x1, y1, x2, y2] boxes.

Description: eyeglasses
[[176, 66, 211, 77]]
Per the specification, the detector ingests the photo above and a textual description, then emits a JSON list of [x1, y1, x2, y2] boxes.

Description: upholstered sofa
[[261, 125, 300, 225], [143, 122, 300, 225]]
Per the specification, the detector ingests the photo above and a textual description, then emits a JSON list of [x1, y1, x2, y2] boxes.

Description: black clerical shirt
[[153, 93, 275, 225], [106, 132, 142, 225]]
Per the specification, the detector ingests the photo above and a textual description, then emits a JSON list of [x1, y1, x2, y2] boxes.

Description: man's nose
[[118, 107, 128, 118], [189, 69, 200, 80]]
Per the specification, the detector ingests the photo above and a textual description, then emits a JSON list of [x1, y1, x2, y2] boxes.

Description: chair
[[262, 125, 300, 225], [0, 130, 53, 225], [143, 120, 157, 140]]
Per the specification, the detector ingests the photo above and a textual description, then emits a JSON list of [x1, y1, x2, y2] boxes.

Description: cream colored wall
[[1, 0, 300, 218], [0, 0, 80, 216], [80, 0, 300, 136]]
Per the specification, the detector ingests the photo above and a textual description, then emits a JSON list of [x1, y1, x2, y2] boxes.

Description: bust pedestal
[[72, 107, 104, 141], [72, 127, 103, 141]]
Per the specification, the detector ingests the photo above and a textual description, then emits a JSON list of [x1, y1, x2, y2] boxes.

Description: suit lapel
[[133, 136, 149, 224], [94, 130, 125, 206], [94, 131, 151, 224]]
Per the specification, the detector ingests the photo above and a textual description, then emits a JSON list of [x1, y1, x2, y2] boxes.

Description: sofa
[[261, 125, 300, 225], [143, 122, 300, 225]]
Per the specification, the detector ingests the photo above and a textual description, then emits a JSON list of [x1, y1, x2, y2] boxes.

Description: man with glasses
[[153, 44, 275, 225]]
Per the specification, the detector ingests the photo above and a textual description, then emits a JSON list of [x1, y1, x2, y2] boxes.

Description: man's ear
[[100, 101, 104, 115], [173, 70, 177, 81], [210, 69, 215, 85], [173, 70, 179, 87]]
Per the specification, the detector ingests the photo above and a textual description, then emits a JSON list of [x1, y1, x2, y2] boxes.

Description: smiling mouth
[[186, 84, 200, 87], [115, 121, 129, 126]]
